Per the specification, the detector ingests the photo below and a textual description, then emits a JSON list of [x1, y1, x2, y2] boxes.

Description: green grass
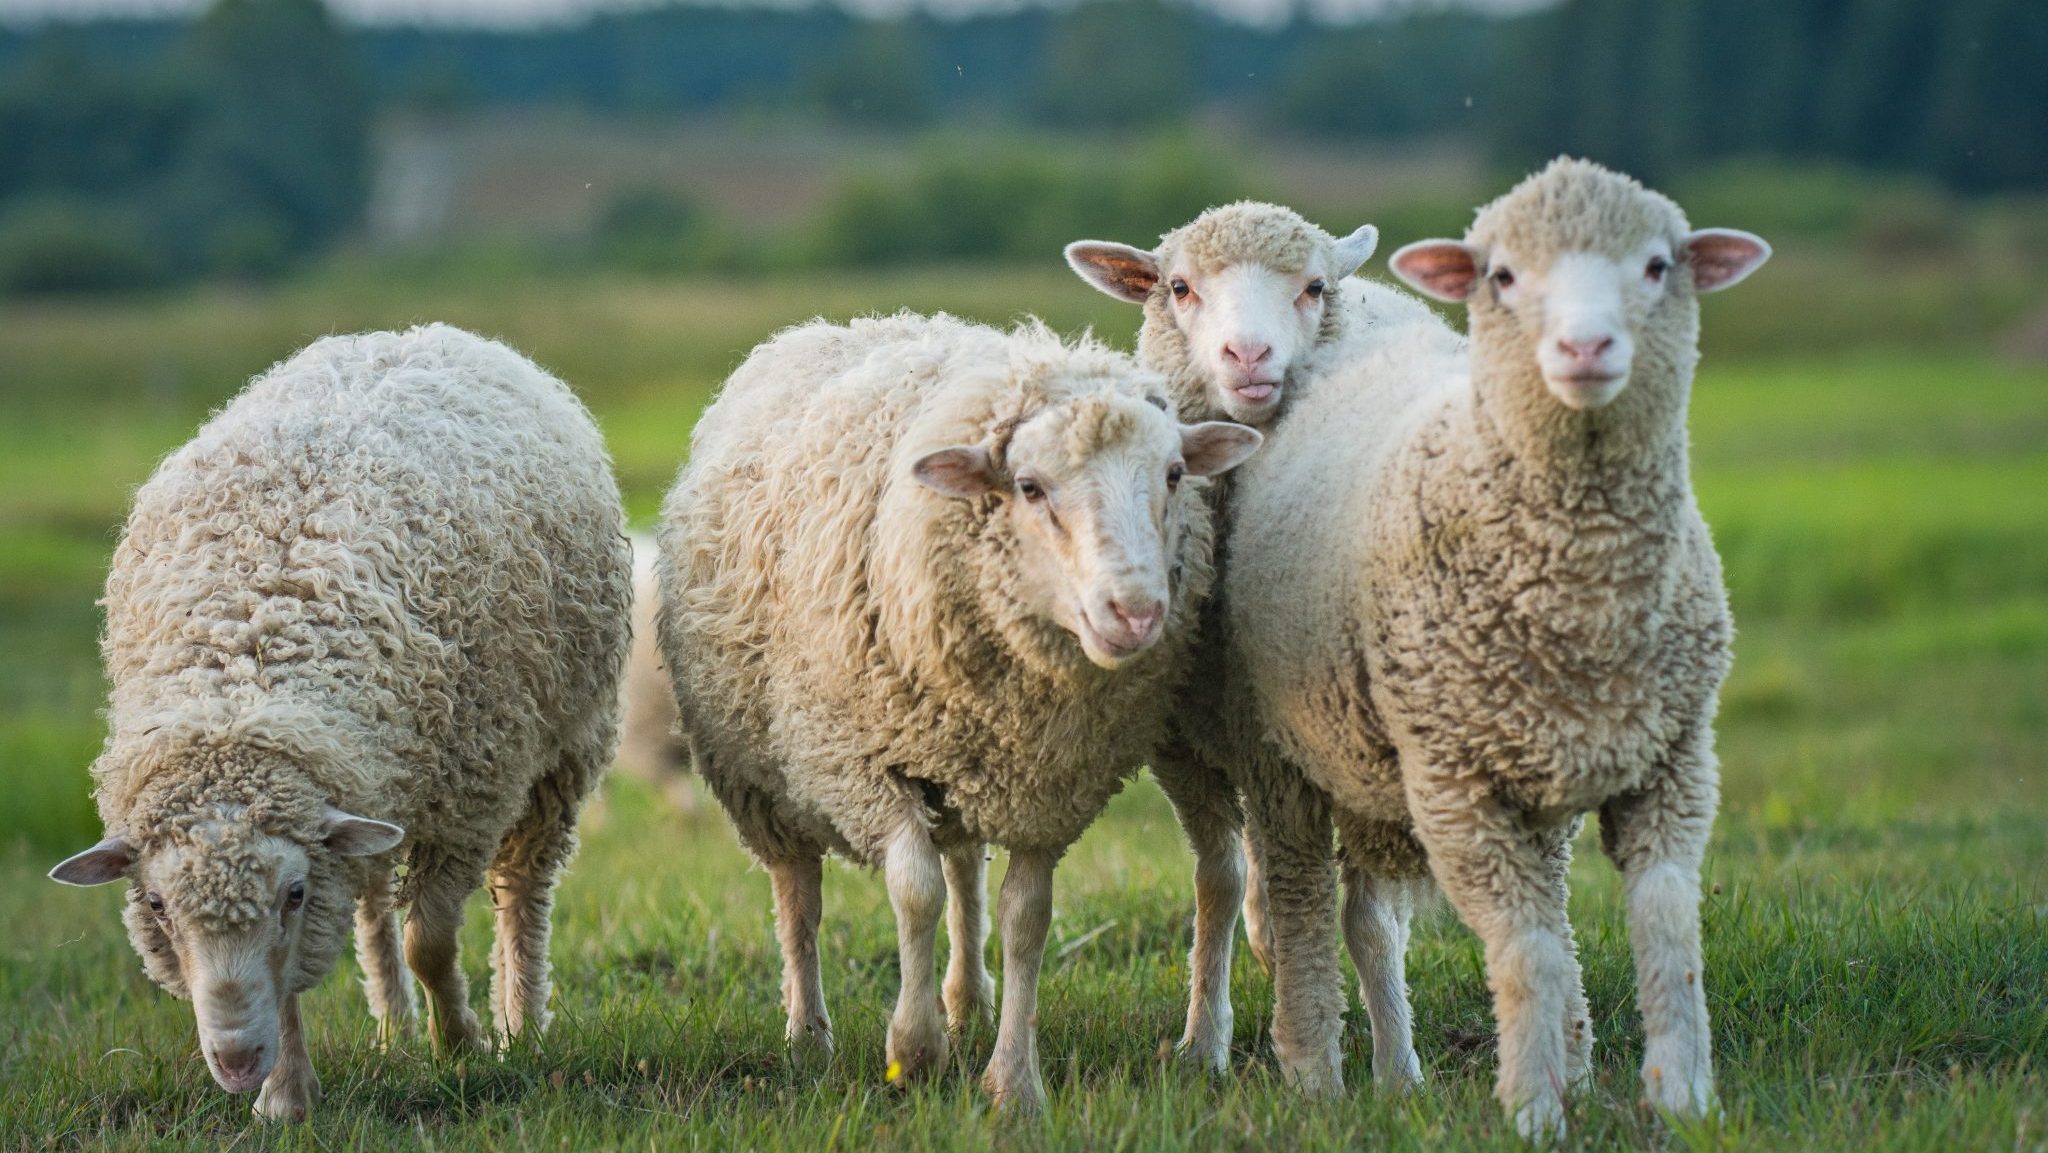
[[0, 265, 2042, 1150]]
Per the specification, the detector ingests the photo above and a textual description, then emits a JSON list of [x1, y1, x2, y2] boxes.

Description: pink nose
[[213, 1044, 265, 1086], [1222, 341, 1272, 370], [1556, 335, 1614, 367], [1110, 599, 1163, 643]]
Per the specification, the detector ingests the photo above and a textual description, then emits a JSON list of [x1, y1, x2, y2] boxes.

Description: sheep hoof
[[252, 1069, 319, 1123], [786, 1017, 835, 1070], [1642, 1053, 1715, 1120], [981, 1061, 1047, 1114], [434, 1008, 487, 1057], [1274, 1036, 1343, 1099], [1372, 1058, 1424, 1095], [1511, 1092, 1567, 1143], [1173, 1031, 1231, 1077], [886, 1014, 949, 1084]]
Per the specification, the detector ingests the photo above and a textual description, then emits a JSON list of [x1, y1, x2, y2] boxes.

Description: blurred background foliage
[[1, 0, 2045, 293]]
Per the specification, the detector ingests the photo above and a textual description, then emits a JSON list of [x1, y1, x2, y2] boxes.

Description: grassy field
[[0, 252, 2043, 1150]]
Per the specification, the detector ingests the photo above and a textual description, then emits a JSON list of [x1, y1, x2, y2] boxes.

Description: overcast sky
[[0, 0, 1549, 30]]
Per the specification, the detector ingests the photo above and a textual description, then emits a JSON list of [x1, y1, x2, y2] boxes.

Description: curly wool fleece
[[657, 312, 1218, 863], [92, 323, 631, 998]]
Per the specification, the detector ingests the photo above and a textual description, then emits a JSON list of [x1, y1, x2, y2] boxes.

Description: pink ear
[[1389, 241, 1480, 302], [50, 837, 134, 886], [1064, 242, 1161, 304], [912, 446, 999, 499], [1685, 229, 1771, 293], [1179, 421, 1263, 477]]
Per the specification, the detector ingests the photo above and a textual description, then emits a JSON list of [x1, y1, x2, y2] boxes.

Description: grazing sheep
[[1067, 202, 1447, 1073], [1225, 158, 1770, 1137], [614, 532, 695, 813], [49, 325, 632, 1122], [656, 312, 1260, 1111]]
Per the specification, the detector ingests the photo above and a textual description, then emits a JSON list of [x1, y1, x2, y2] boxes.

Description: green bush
[[594, 188, 740, 274], [0, 200, 167, 294], [804, 133, 1243, 268]]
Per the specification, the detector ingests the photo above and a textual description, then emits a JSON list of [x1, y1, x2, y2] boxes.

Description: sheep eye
[[1646, 256, 1670, 282], [1491, 267, 1515, 289], [285, 881, 305, 912], [1167, 463, 1185, 491], [1304, 279, 1326, 300], [1170, 278, 1190, 301], [144, 891, 166, 916], [1016, 477, 1046, 503]]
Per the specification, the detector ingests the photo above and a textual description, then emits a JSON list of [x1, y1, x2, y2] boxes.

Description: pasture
[[0, 249, 2042, 1151]]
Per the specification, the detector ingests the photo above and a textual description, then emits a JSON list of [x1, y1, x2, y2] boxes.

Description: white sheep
[[1066, 201, 1444, 1073], [655, 312, 1260, 1110], [1224, 158, 1770, 1137], [48, 324, 633, 1122]]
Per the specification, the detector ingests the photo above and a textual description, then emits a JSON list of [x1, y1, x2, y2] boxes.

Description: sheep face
[[1065, 203, 1377, 426], [51, 803, 401, 1095], [1391, 158, 1770, 411], [915, 390, 1260, 669]]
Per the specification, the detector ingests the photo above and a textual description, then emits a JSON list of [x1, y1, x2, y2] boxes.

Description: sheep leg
[[1242, 824, 1275, 975], [403, 862, 486, 1055], [769, 854, 833, 1059], [354, 861, 416, 1045], [982, 847, 1056, 1112], [1600, 739, 1719, 1120], [1151, 756, 1245, 1074], [1246, 770, 1344, 1097], [1409, 785, 1574, 1142], [252, 992, 319, 1122], [487, 751, 596, 1044], [1340, 864, 1422, 1092], [1539, 822, 1595, 1090], [941, 844, 995, 1035], [883, 823, 949, 1082]]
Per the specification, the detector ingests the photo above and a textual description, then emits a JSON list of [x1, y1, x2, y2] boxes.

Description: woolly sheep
[[1067, 202, 1446, 1073], [49, 325, 633, 1122], [1223, 158, 1770, 1137], [655, 312, 1261, 1111]]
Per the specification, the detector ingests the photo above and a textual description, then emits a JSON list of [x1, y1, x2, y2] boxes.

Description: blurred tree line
[[0, 0, 2041, 292], [0, 0, 366, 291]]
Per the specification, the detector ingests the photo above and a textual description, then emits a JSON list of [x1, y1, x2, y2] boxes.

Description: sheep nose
[[1110, 598, 1163, 643], [1222, 341, 1272, 370], [1556, 335, 1614, 366], [213, 1043, 266, 1085]]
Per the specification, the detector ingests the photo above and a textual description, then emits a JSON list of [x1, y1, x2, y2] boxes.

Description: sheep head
[[1065, 202, 1377, 426], [914, 385, 1260, 670], [51, 751, 400, 1096], [1391, 157, 1770, 414]]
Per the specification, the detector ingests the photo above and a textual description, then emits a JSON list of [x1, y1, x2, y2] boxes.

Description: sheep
[[613, 532, 696, 813], [655, 312, 1261, 1111], [47, 324, 633, 1122], [1065, 201, 1446, 1073], [1221, 157, 1771, 1138]]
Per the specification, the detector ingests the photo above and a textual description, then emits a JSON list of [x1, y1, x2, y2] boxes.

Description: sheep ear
[[1064, 241, 1160, 304], [50, 837, 134, 886], [1685, 228, 1771, 293], [1390, 240, 1480, 302], [1179, 422, 1263, 477], [321, 807, 405, 857], [912, 446, 1000, 499], [1330, 225, 1379, 277]]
